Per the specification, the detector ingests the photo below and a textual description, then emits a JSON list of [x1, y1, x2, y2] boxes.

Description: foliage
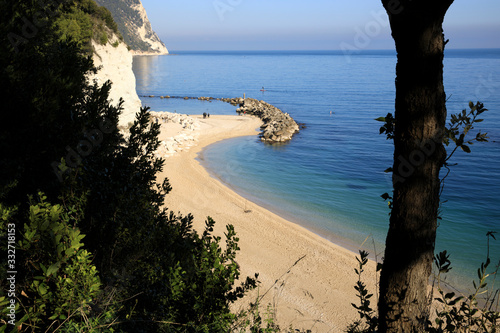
[[118, 215, 259, 332], [55, 0, 122, 52], [78, 0, 120, 35], [1, 1, 257, 331], [377, 101, 489, 214], [61, 104, 259, 331], [0, 195, 117, 332], [375, 113, 395, 140], [346, 250, 379, 333], [99, 29, 109, 45], [376, 101, 489, 170], [443, 101, 489, 157], [234, 298, 281, 333], [0, 0, 96, 206], [375, 101, 488, 152], [55, 6, 94, 49], [430, 233, 500, 333], [346, 234, 500, 333], [372, 101, 494, 331]]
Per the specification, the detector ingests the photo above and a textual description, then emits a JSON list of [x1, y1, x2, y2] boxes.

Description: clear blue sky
[[141, 0, 500, 51]]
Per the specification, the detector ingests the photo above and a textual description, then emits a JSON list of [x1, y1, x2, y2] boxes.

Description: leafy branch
[[375, 113, 395, 141], [376, 101, 489, 209], [443, 101, 489, 161], [439, 101, 489, 198], [347, 250, 379, 333], [430, 232, 499, 332]]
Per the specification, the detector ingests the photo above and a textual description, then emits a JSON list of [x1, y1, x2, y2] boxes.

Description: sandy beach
[[155, 112, 378, 332]]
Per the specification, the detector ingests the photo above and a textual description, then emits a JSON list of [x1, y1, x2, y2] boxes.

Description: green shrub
[[346, 235, 499, 333], [99, 31, 108, 45], [64, 107, 258, 331], [78, 0, 120, 36], [54, 0, 123, 52], [55, 8, 94, 48], [1, 1, 257, 331], [0, 194, 117, 332], [346, 250, 379, 333], [430, 246, 500, 332], [96, 6, 120, 35]]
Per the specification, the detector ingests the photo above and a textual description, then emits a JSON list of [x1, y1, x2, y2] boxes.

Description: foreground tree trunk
[[378, 1, 454, 331]]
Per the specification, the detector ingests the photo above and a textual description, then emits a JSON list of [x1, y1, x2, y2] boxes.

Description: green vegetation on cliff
[[94, 0, 167, 53], [55, 0, 123, 52]]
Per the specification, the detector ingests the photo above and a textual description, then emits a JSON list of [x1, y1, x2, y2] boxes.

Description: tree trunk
[[378, 1, 454, 331]]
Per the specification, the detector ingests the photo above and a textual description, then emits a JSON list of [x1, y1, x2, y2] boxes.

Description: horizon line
[[165, 47, 500, 52]]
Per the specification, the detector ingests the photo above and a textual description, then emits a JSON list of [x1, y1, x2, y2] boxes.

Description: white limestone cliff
[[130, 1, 168, 55], [89, 35, 142, 129], [94, 0, 169, 55], [87, 0, 170, 128]]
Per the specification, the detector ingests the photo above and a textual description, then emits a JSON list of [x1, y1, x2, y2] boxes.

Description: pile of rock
[[232, 98, 299, 142], [220, 97, 243, 106], [150, 112, 201, 158]]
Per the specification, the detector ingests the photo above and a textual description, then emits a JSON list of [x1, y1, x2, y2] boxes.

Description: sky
[[141, 0, 500, 51]]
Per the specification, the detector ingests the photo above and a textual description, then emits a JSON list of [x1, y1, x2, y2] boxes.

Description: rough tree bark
[[378, 0, 454, 332]]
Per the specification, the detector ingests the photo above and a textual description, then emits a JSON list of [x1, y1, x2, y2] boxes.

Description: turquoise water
[[133, 50, 500, 290]]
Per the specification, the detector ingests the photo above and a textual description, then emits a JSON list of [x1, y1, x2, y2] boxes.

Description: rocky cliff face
[[89, 0, 169, 128], [89, 34, 142, 128], [94, 0, 168, 55]]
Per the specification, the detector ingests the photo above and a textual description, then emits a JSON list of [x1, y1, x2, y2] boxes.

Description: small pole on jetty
[[243, 93, 246, 99]]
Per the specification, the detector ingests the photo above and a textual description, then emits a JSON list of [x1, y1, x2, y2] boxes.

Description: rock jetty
[[143, 95, 300, 143], [222, 97, 299, 142]]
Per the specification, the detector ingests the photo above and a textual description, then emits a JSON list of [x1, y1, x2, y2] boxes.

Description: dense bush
[[56, 7, 94, 48], [55, 0, 123, 52], [0, 194, 116, 331], [347, 245, 499, 333], [1, 1, 257, 331], [79, 0, 120, 35]]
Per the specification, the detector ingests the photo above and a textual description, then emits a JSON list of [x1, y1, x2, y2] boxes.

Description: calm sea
[[132, 49, 500, 290]]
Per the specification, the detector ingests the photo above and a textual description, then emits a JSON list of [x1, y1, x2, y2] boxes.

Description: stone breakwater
[[150, 111, 200, 158], [222, 97, 299, 142], [143, 95, 300, 143]]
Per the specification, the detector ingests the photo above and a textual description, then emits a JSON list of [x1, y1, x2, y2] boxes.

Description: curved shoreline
[[157, 114, 377, 331], [197, 139, 377, 259]]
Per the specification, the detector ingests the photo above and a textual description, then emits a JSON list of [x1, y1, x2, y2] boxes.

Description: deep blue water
[[133, 49, 500, 290]]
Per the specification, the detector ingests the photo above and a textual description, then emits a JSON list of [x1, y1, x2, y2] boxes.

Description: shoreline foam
[[156, 113, 378, 331]]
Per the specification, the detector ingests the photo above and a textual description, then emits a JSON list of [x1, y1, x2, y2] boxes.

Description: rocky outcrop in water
[[223, 98, 300, 142]]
